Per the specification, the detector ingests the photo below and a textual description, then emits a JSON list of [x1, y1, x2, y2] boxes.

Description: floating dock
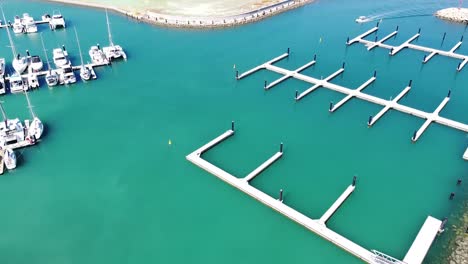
[[347, 25, 468, 71], [463, 147, 468, 161], [236, 52, 468, 143], [403, 216, 443, 264], [187, 123, 445, 264]]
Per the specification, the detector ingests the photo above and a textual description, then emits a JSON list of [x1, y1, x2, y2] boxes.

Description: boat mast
[[74, 28, 85, 66], [40, 33, 52, 71], [106, 9, 114, 47], [1, 6, 17, 58], [0, 102, 8, 122], [24, 91, 36, 119]]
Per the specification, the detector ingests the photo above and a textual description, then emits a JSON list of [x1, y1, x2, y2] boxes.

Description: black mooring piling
[[457, 62, 462, 71], [287, 47, 290, 54], [408, 80, 413, 87], [314, 54, 317, 61], [457, 179, 462, 185], [375, 35, 378, 42], [346, 37, 349, 45], [235, 70, 239, 79], [342, 62, 346, 69], [329, 102, 334, 112], [396, 25, 399, 31], [352, 176, 357, 186], [26, 50, 30, 56], [449, 192, 455, 200], [418, 28, 421, 34], [231, 121, 235, 131], [264, 80, 267, 89], [447, 90, 451, 98], [279, 189, 283, 202], [368, 116, 373, 126], [97, 43, 100, 50], [373, 70, 377, 78], [412, 130, 417, 141], [442, 32, 447, 42], [461, 35, 464, 42], [376, 21, 380, 27], [423, 55, 427, 63], [280, 143, 283, 153], [295, 90, 298, 100]]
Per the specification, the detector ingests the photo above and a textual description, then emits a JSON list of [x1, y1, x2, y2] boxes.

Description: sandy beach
[[44, 0, 313, 28]]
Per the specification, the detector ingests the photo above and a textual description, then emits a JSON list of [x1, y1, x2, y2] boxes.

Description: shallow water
[[0, 0, 466, 263]]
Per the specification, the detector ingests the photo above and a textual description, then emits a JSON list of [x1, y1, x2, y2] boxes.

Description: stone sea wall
[[435, 8, 468, 23]]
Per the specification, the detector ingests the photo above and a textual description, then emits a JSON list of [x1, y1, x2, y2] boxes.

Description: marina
[[235, 51, 468, 158], [187, 123, 446, 264], [346, 24, 468, 72], [0, 11, 66, 32]]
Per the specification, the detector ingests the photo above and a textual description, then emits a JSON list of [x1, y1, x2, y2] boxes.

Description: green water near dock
[[0, 0, 466, 263]]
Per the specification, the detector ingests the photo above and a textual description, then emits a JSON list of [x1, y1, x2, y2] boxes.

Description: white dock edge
[[187, 128, 445, 264], [351, 26, 468, 71], [463, 147, 468, 160], [318, 185, 355, 225], [403, 216, 442, 264], [244, 152, 283, 182]]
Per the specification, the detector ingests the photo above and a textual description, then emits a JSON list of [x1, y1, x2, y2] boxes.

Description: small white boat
[[0, 58, 5, 77], [29, 55, 43, 72], [4, 148, 16, 170], [12, 15, 24, 34], [74, 28, 96, 81], [59, 66, 76, 85], [22, 13, 37, 33], [27, 68, 39, 89], [40, 34, 59, 87], [12, 54, 29, 74], [0, 104, 26, 145], [89, 45, 109, 65], [49, 10, 65, 30], [41, 13, 51, 22], [24, 91, 44, 140], [9, 74, 28, 93], [355, 16, 370, 23], [52, 46, 71, 68], [0, 78, 6, 95], [103, 10, 127, 61]]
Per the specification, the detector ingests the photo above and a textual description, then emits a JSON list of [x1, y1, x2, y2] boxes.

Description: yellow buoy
[[168, 139, 172, 145], [233, 64, 236, 69]]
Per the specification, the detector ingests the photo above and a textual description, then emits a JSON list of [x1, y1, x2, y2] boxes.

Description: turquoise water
[[0, 0, 466, 263]]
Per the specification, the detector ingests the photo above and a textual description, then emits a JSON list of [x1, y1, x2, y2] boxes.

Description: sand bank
[[44, 0, 313, 29], [435, 7, 468, 23]]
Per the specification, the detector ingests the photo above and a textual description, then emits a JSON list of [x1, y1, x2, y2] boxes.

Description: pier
[[403, 216, 443, 264], [187, 123, 445, 264], [347, 25, 468, 71], [236, 52, 468, 142]]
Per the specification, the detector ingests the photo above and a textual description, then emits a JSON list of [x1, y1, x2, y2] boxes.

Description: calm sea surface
[[0, 0, 466, 263]]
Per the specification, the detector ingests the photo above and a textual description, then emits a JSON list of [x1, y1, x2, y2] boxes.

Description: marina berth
[[187, 123, 446, 264]]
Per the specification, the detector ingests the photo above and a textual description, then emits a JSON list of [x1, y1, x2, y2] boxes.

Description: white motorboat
[[4, 148, 16, 170], [41, 13, 51, 22], [52, 46, 71, 68], [0, 58, 5, 77], [0, 104, 26, 145], [49, 10, 65, 30], [24, 91, 44, 140], [29, 55, 43, 72], [12, 15, 24, 34], [27, 68, 39, 89], [102, 9, 127, 61], [89, 45, 109, 65], [2, 8, 28, 74], [9, 74, 28, 93], [22, 13, 37, 33], [60, 66, 76, 85], [355, 16, 370, 23], [40, 34, 59, 87]]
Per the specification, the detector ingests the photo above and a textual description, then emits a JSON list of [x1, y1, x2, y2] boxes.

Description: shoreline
[[43, 0, 314, 29], [435, 7, 468, 23]]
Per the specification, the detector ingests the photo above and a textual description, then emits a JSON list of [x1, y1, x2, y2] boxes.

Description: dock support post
[[342, 62, 346, 69], [352, 176, 357, 186], [280, 142, 283, 153], [457, 179, 462, 185], [295, 90, 298, 100], [409, 80, 413, 87], [26, 50, 30, 56], [235, 70, 239, 80], [423, 55, 427, 63], [368, 116, 373, 126], [457, 62, 462, 71], [376, 21, 380, 27], [97, 43, 100, 50], [231, 121, 235, 131], [396, 25, 399, 31], [375, 35, 378, 42], [346, 37, 349, 45], [329, 101, 334, 112], [264, 80, 267, 89], [447, 90, 451, 98], [418, 28, 421, 34], [412, 130, 417, 142], [314, 54, 317, 61], [279, 189, 283, 202], [373, 70, 377, 78], [449, 192, 455, 200], [461, 36, 464, 42], [287, 48, 290, 54]]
